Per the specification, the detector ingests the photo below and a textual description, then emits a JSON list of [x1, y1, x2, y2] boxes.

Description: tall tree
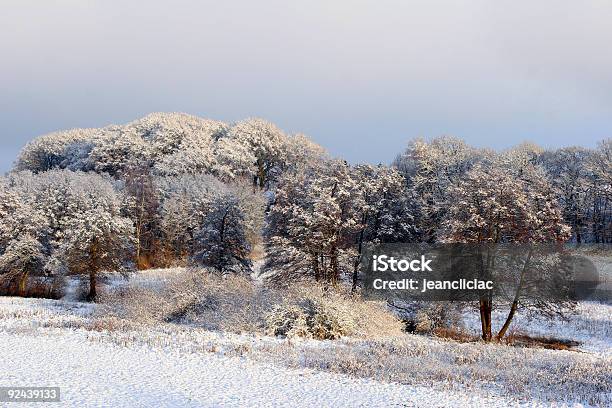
[[53, 174, 135, 300], [350, 164, 416, 290], [225, 118, 288, 190], [442, 161, 571, 341], [394, 136, 483, 242]]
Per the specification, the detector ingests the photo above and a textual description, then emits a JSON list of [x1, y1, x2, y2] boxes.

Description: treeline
[[1, 113, 611, 303]]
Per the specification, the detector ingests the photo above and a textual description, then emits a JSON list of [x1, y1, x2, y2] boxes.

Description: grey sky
[[1, 0, 611, 173]]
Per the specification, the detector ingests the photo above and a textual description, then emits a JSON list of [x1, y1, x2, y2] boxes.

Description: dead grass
[[427, 327, 582, 352], [504, 332, 581, 351], [432, 327, 478, 343], [0, 275, 64, 299], [99, 268, 404, 340]]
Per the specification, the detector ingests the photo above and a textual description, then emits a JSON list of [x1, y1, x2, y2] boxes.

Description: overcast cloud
[[1, 0, 611, 172]]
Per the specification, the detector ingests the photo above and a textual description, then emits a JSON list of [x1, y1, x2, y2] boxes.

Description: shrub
[[265, 288, 402, 340], [99, 268, 403, 339], [265, 304, 310, 338], [414, 303, 461, 334], [265, 297, 356, 340]]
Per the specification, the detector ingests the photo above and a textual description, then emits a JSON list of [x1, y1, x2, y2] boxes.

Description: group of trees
[[15, 113, 325, 189], [1, 112, 610, 340], [2, 113, 323, 299], [393, 137, 612, 245], [265, 160, 415, 289], [392, 137, 610, 340]]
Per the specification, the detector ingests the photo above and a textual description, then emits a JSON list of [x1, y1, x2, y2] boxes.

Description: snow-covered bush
[[265, 304, 311, 338], [265, 297, 356, 340], [100, 269, 272, 332], [264, 287, 403, 340], [413, 303, 461, 334], [100, 268, 403, 339]]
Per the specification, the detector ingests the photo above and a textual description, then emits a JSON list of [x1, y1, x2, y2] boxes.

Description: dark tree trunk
[[87, 268, 97, 301], [257, 158, 266, 190], [330, 246, 339, 286], [497, 249, 533, 339], [352, 224, 366, 292], [87, 239, 99, 302], [313, 253, 321, 282], [479, 298, 493, 341], [218, 209, 228, 273], [18, 271, 29, 297]]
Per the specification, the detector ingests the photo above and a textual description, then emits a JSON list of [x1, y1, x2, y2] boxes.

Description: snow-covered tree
[[88, 127, 153, 176], [284, 133, 328, 171], [15, 128, 100, 173], [6, 170, 134, 300], [0, 177, 46, 252], [442, 161, 571, 341], [393, 136, 484, 242], [213, 136, 256, 182], [266, 160, 361, 285], [540, 147, 593, 243], [587, 139, 612, 243], [14, 113, 328, 199], [192, 195, 252, 274], [231, 184, 267, 250], [122, 167, 161, 268], [224, 118, 288, 189], [0, 236, 46, 296], [53, 173, 135, 300], [0, 175, 49, 294], [156, 174, 227, 262], [142, 113, 228, 176], [349, 164, 416, 290]]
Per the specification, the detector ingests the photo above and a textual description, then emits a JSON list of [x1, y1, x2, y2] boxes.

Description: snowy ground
[[1, 297, 609, 407], [1, 325, 532, 408], [460, 300, 612, 356], [1, 255, 611, 408], [0, 298, 538, 408]]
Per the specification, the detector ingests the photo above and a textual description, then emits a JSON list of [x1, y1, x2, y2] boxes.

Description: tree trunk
[[313, 254, 320, 282], [257, 159, 266, 190], [135, 189, 146, 266], [351, 234, 366, 292], [87, 239, 99, 302], [497, 249, 533, 339], [218, 209, 228, 273], [479, 298, 492, 341], [330, 246, 339, 286], [18, 271, 29, 297], [87, 268, 97, 301], [497, 301, 517, 340], [477, 246, 494, 341]]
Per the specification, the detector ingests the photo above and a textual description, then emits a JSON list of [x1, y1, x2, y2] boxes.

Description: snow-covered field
[[0, 323, 530, 408], [1, 264, 611, 407], [0, 298, 540, 408]]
